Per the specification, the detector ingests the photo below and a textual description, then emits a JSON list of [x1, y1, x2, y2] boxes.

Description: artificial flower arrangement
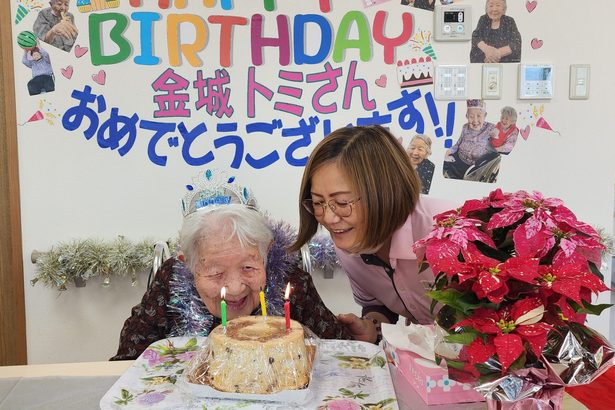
[[413, 189, 614, 408]]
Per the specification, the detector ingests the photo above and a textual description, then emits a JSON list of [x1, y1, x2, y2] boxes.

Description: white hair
[[179, 204, 272, 274], [410, 134, 433, 156]]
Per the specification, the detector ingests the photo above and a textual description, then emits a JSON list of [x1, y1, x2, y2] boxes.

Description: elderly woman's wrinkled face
[[193, 229, 266, 320], [500, 113, 515, 129], [486, 0, 506, 21], [407, 139, 430, 167], [467, 108, 487, 131], [50, 0, 70, 15]]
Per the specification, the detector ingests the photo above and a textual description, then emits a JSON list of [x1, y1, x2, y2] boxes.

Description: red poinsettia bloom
[[537, 254, 609, 305], [456, 298, 551, 373], [455, 245, 542, 303], [413, 211, 495, 276]]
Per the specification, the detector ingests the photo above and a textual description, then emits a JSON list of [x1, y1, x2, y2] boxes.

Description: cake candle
[[221, 286, 227, 330], [284, 282, 291, 331], [264, 0, 275, 12], [259, 287, 267, 316]]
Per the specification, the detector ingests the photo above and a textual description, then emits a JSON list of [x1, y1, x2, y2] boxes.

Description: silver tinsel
[[307, 234, 340, 273], [32, 237, 174, 290]]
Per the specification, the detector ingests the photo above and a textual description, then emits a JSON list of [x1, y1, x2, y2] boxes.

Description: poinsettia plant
[[413, 189, 612, 383]]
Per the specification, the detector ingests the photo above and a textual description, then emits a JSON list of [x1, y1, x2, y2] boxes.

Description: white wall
[[10, 0, 615, 363]]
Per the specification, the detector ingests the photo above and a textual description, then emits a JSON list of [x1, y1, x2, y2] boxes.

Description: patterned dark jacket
[[110, 257, 352, 360]]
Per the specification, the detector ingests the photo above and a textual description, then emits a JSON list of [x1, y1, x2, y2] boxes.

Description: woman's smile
[[225, 295, 248, 311]]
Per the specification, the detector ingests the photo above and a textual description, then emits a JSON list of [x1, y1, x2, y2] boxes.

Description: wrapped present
[[382, 323, 484, 405]]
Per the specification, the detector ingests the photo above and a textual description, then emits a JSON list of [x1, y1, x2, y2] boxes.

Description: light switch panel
[[569, 64, 590, 100], [482, 64, 502, 100], [434, 65, 467, 100]]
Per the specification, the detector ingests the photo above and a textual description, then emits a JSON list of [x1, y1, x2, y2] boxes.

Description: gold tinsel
[[32, 236, 176, 291]]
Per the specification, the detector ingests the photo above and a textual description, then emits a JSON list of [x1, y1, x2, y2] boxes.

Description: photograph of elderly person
[[22, 45, 55, 96], [290, 125, 456, 344], [489, 106, 519, 154], [407, 134, 435, 194], [111, 176, 355, 360], [470, 0, 521, 63], [33, 0, 78, 52], [443, 99, 497, 180]]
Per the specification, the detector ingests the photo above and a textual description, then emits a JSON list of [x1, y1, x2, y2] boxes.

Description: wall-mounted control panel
[[434, 4, 472, 41], [518, 64, 554, 100]]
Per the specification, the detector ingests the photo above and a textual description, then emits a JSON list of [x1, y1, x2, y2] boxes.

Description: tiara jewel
[[181, 169, 258, 217]]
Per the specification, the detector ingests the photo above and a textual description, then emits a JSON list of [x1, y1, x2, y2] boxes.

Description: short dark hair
[[289, 125, 421, 253]]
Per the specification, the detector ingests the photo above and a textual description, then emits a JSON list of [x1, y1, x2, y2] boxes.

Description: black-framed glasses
[[302, 198, 361, 218]]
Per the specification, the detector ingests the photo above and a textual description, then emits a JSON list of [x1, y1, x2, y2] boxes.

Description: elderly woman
[[407, 134, 435, 194], [443, 99, 497, 180], [489, 106, 519, 154], [111, 175, 355, 360], [470, 0, 521, 63]]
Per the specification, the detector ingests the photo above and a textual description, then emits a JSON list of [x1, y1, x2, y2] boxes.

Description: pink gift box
[[383, 339, 485, 405]]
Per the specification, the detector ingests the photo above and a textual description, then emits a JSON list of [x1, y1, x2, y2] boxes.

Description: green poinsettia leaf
[[444, 332, 478, 345], [588, 261, 605, 281], [442, 359, 466, 370], [574, 300, 613, 316], [427, 289, 483, 315]]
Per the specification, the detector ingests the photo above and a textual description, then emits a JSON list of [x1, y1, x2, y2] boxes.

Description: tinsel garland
[[31, 226, 341, 292], [32, 236, 179, 290], [308, 234, 340, 273]]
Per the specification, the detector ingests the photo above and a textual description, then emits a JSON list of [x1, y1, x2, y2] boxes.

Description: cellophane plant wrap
[[412, 189, 613, 388]]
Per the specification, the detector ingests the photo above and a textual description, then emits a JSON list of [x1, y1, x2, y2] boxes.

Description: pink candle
[[284, 282, 291, 331]]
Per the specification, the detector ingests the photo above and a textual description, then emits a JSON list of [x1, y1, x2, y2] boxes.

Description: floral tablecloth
[[100, 337, 398, 410]]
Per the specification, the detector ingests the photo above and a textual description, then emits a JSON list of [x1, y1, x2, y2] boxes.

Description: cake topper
[[181, 169, 258, 217]]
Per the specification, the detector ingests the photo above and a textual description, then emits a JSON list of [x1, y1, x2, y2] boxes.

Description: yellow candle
[[259, 287, 267, 316]]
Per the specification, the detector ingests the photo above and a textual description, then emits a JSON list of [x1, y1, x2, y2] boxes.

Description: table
[[0, 361, 131, 410], [0, 346, 601, 410]]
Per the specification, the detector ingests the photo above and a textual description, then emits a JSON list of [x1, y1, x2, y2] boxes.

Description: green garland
[[31, 236, 179, 290]]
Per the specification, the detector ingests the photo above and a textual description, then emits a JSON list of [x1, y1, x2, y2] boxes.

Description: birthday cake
[[188, 316, 313, 394], [397, 57, 434, 88]]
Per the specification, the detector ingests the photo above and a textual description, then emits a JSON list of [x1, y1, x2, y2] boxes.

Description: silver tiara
[[181, 169, 258, 217]]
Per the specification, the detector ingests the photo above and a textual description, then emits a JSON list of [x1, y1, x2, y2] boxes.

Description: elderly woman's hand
[[337, 313, 378, 343]]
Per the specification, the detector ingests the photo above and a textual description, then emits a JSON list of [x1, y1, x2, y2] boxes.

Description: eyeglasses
[[302, 198, 361, 218]]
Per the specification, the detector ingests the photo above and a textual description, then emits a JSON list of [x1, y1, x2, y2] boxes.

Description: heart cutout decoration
[[375, 74, 387, 88], [74, 45, 88, 58], [531, 38, 543, 49], [92, 70, 106, 85], [520, 125, 531, 140], [526, 1, 537, 13], [61, 65, 73, 79]]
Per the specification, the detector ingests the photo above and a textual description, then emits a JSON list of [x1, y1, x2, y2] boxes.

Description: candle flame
[[221, 286, 226, 299], [284, 282, 291, 300]]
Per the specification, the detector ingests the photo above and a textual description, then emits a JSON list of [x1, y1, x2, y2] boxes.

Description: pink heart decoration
[[526, 1, 537, 13], [520, 125, 530, 140], [61, 65, 73, 79], [375, 74, 387, 88], [531, 38, 543, 49], [92, 70, 106, 85], [74, 45, 88, 58]]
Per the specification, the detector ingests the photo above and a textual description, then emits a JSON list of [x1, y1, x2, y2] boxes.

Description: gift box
[[382, 323, 485, 406]]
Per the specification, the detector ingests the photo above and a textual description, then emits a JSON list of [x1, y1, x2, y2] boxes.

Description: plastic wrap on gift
[[475, 368, 564, 410], [183, 316, 318, 403], [542, 322, 615, 386]]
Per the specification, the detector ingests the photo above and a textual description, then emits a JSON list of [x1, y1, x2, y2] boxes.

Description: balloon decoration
[[17, 30, 37, 50]]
